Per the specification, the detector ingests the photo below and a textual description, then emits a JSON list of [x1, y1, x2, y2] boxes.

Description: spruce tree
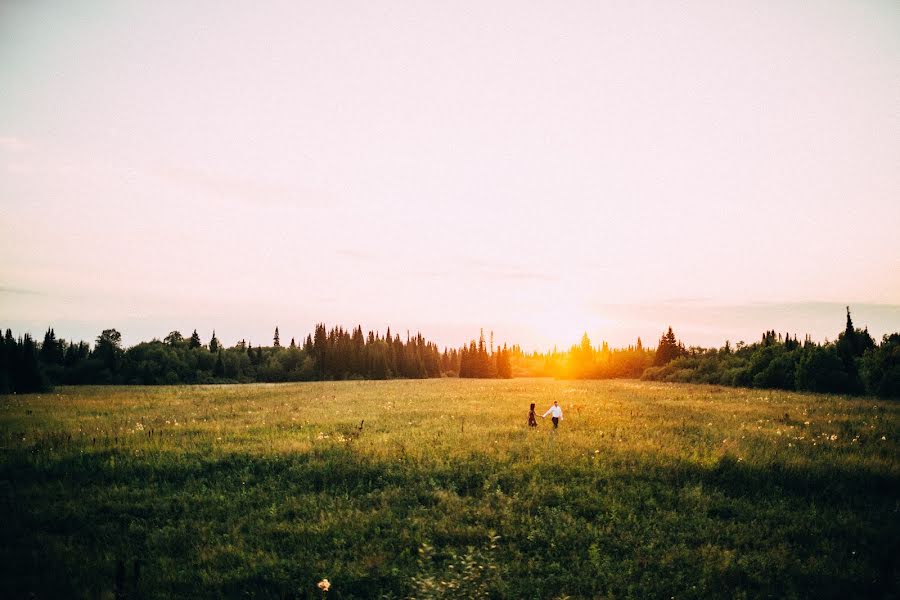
[[18, 334, 50, 393], [189, 329, 202, 349], [0, 328, 9, 394], [654, 326, 683, 366], [39, 328, 62, 365], [273, 327, 281, 348], [209, 331, 220, 353]]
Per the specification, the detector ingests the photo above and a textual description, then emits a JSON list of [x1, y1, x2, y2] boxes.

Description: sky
[[1, 1, 899, 351]]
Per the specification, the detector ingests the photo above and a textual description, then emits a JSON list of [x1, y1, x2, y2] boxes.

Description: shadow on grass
[[1, 446, 898, 599]]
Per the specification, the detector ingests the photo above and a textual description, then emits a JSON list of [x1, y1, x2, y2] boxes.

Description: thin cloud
[[0, 136, 28, 152], [0, 286, 43, 296]]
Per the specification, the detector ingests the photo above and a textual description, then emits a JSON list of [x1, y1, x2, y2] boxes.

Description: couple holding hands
[[528, 401, 563, 429]]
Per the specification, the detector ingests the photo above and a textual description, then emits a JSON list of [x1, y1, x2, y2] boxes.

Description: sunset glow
[[1, 1, 898, 349]]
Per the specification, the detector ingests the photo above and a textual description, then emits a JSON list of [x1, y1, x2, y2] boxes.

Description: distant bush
[[795, 345, 850, 394], [861, 334, 900, 399]]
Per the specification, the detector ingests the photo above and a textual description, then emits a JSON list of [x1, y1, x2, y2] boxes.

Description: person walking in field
[[527, 402, 538, 427], [542, 400, 563, 429]]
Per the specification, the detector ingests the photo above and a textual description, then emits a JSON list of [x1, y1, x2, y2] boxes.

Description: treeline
[[509, 334, 653, 379], [459, 330, 512, 378], [3, 309, 897, 399], [641, 309, 899, 399], [0, 324, 514, 393]]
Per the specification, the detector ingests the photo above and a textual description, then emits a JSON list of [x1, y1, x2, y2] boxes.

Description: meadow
[[1, 379, 897, 599]]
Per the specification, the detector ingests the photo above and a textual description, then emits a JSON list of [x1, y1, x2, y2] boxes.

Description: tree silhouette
[[164, 331, 183, 347], [654, 326, 684, 366], [188, 330, 202, 349]]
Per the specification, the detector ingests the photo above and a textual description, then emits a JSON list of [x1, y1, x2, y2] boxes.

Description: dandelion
[[317, 578, 331, 593]]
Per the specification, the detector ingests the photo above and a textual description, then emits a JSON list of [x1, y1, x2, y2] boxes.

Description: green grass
[[1, 379, 898, 599]]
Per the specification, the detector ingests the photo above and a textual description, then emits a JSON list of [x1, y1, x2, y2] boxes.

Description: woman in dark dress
[[527, 402, 538, 427]]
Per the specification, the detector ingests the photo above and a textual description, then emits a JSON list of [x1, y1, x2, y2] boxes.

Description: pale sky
[[1, 1, 899, 350]]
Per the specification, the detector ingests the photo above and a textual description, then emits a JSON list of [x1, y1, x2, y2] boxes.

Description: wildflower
[[317, 578, 331, 592], [803, 421, 810, 425], [882, 436, 887, 441], [830, 434, 838, 441], [135, 423, 144, 431]]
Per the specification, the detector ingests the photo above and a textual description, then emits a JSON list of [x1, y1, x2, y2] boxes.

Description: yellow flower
[[317, 578, 331, 592]]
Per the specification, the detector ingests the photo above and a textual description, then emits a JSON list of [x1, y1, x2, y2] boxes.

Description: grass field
[[1, 379, 898, 599]]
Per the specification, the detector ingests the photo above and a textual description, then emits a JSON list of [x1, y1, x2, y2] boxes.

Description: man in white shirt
[[542, 401, 563, 429]]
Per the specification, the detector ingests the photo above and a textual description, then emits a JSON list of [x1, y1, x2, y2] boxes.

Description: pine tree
[[496, 343, 512, 378], [39, 327, 62, 365], [189, 329, 202, 349], [0, 328, 9, 394], [313, 323, 327, 377], [654, 326, 684, 366], [17, 333, 50, 393]]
